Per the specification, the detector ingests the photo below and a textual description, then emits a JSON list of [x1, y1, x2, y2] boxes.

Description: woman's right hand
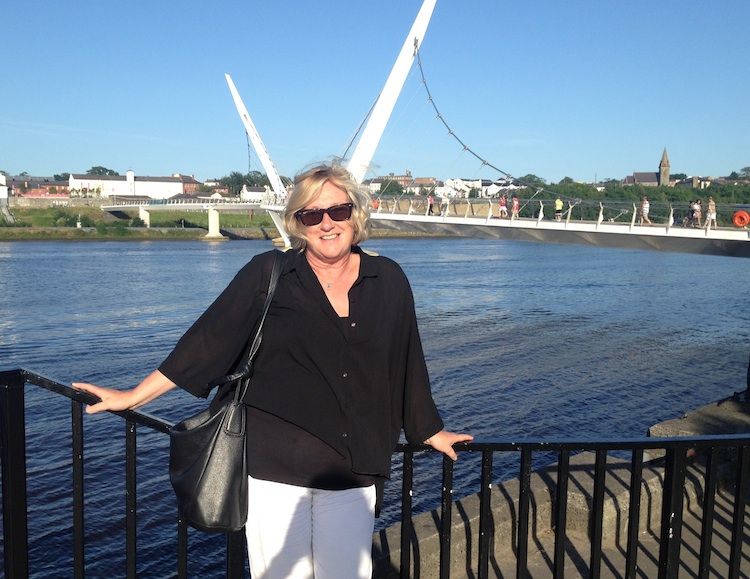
[[73, 370, 177, 414], [72, 382, 137, 414]]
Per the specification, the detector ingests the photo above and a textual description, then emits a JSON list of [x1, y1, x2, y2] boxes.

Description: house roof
[[632, 172, 659, 184]]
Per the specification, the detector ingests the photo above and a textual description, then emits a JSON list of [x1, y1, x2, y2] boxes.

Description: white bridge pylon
[[226, 0, 438, 246]]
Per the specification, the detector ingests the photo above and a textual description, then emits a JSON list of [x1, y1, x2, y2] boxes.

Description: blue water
[[2, 238, 749, 577]]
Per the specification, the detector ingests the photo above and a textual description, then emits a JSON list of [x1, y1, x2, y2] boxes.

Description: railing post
[[658, 447, 687, 578], [227, 529, 247, 578], [553, 450, 570, 575], [125, 420, 138, 579], [625, 449, 644, 579], [400, 451, 415, 578], [72, 399, 86, 578], [439, 455, 455, 578], [589, 449, 607, 579], [728, 445, 749, 578], [0, 369, 30, 579], [698, 447, 718, 578], [477, 450, 493, 579], [516, 448, 532, 578]]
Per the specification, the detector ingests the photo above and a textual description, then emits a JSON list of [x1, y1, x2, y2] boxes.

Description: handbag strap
[[233, 250, 286, 402], [209, 251, 286, 398], [243, 250, 284, 369]]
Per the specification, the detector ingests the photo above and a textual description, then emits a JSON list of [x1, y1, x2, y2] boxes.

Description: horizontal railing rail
[[2, 368, 748, 578]]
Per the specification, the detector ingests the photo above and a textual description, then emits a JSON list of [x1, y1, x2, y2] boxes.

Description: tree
[[54, 173, 71, 181], [740, 167, 750, 179], [219, 171, 247, 196], [670, 173, 687, 181], [215, 170, 289, 196], [246, 171, 265, 186], [380, 179, 403, 196], [86, 166, 119, 176], [518, 174, 547, 187]]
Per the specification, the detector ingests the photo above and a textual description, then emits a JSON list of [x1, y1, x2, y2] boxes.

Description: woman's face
[[301, 181, 355, 265]]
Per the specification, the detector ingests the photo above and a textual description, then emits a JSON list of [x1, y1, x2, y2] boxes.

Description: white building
[[444, 177, 521, 198], [240, 185, 268, 202], [68, 171, 184, 199], [0, 173, 8, 204]]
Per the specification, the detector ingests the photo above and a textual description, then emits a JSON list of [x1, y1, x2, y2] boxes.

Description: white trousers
[[245, 476, 376, 579]]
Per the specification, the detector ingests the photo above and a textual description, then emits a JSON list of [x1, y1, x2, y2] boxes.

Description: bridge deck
[[102, 198, 750, 257]]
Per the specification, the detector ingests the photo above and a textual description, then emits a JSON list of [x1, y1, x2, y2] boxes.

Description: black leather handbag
[[168, 252, 284, 533]]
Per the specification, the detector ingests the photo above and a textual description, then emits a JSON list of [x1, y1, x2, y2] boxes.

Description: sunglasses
[[294, 203, 353, 226]]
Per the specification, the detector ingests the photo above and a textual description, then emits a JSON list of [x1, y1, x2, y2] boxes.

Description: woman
[[640, 196, 652, 225], [694, 199, 703, 228], [74, 162, 472, 578]]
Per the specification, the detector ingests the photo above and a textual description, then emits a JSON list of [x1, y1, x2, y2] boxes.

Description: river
[[1, 238, 749, 577]]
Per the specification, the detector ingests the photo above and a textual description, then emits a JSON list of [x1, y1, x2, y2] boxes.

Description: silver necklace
[[317, 261, 350, 291]]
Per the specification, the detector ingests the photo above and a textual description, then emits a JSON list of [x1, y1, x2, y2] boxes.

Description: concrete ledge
[[372, 451, 698, 578]]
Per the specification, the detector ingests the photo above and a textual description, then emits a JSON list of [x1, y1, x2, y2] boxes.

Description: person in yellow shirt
[[554, 197, 564, 222]]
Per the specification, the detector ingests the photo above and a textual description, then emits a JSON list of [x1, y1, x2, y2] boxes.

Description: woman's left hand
[[424, 430, 474, 460]]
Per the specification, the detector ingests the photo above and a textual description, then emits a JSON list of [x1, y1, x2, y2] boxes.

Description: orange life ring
[[732, 210, 750, 228]]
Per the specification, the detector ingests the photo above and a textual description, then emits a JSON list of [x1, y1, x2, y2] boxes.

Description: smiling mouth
[[321, 233, 339, 240]]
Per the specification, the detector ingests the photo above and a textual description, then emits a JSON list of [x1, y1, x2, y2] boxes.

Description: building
[[377, 170, 438, 194], [68, 171, 198, 199], [675, 176, 718, 190], [240, 185, 268, 202], [4, 176, 71, 197], [623, 149, 672, 187], [0, 174, 7, 204], [444, 177, 521, 198], [175, 174, 202, 194], [202, 179, 230, 196]]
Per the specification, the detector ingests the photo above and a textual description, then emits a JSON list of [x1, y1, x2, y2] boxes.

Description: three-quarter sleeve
[[158, 252, 274, 398]]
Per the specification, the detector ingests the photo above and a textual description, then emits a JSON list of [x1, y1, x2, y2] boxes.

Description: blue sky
[[3, 0, 748, 184]]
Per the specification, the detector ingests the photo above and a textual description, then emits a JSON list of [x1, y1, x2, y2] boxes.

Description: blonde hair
[[283, 161, 371, 250]]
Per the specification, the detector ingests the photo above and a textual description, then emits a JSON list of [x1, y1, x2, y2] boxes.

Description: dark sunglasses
[[294, 203, 354, 226]]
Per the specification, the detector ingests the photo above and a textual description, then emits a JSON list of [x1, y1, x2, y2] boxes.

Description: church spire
[[659, 148, 670, 186]]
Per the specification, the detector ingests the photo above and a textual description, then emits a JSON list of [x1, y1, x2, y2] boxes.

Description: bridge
[[261, 195, 750, 258], [102, 194, 750, 257], [363, 196, 750, 258], [101, 198, 261, 240]]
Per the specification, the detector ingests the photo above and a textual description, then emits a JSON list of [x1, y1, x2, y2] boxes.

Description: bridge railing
[[372, 195, 747, 228], [2, 368, 748, 578]]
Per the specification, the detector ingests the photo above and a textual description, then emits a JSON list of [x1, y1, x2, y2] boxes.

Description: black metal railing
[[2, 369, 749, 578]]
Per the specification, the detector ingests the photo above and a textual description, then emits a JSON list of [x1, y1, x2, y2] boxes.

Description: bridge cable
[[412, 45, 585, 204], [343, 43, 622, 214]]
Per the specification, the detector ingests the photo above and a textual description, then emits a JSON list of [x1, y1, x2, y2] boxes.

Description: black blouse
[[159, 247, 444, 478]]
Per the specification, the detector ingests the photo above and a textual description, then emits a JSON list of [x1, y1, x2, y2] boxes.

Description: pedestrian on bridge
[[511, 196, 520, 220], [640, 196, 652, 225], [555, 196, 564, 221], [705, 196, 717, 229], [498, 194, 508, 218], [74, 160, 472, 579]]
